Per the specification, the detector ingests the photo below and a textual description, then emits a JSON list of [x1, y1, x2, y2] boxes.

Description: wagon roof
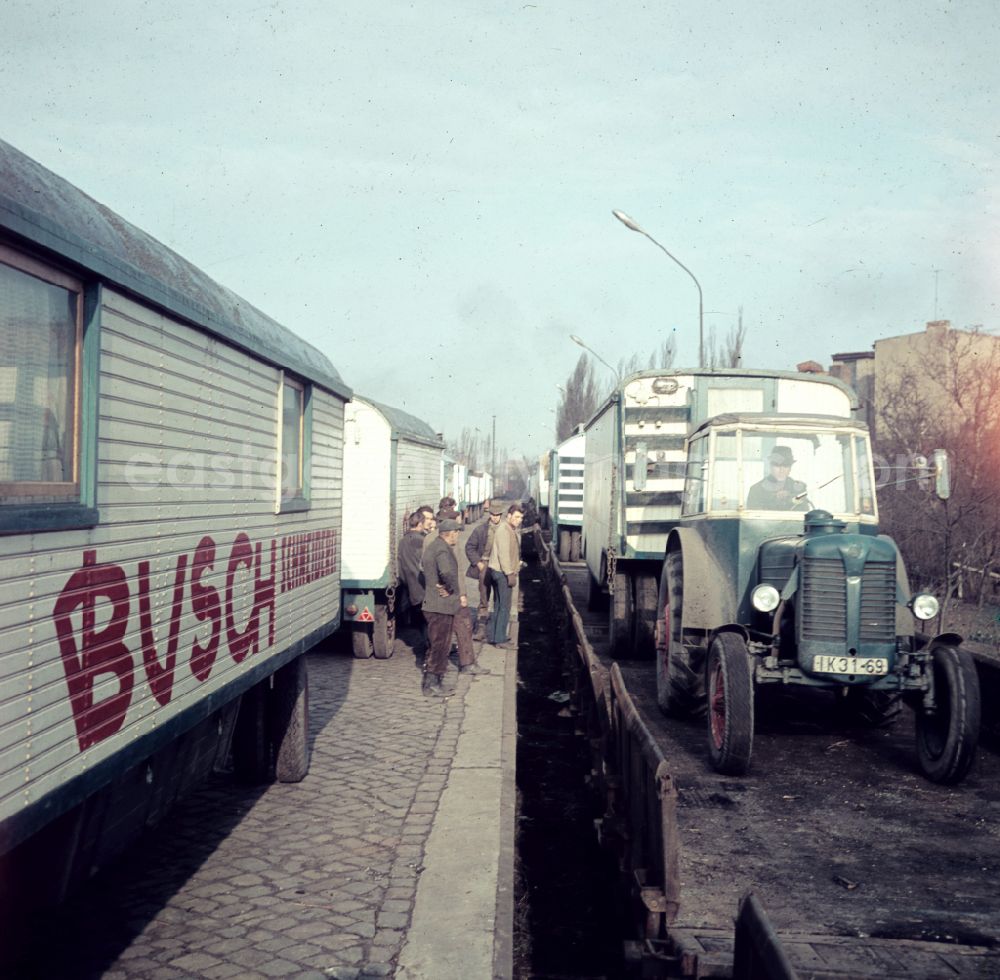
[[360, 397, 444, 448], [0, 138, 350, 400]]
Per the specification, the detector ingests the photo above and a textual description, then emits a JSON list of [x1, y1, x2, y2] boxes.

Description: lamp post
[[570, 334, 620, 385], [612, 209, 704, 368]]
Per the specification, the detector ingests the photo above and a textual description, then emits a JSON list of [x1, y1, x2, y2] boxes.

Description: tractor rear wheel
[[656, 550, 705, 716]]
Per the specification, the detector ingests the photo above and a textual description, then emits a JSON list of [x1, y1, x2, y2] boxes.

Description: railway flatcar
[[340, 396, 444, 657], [0, 138, 350, 921]]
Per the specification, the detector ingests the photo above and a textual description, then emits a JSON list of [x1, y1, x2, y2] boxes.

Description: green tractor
[[656, 413, 981, 784]]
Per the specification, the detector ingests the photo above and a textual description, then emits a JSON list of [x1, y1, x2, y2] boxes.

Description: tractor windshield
[[684, 426, 877, 520]]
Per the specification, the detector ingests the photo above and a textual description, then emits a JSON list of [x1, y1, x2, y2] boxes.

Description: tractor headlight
[[910, 593, 940, 621], [751, 584, 781, 613]]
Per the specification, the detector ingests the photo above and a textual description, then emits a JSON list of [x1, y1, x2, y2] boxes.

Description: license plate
[[812, 655, 888, 676]]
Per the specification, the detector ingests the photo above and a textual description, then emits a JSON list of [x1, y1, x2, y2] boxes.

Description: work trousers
[[477, 565, 490, 614], [485, 570, 512, 645], [453, 605, 477, 667], [424, 612, 454, 675]]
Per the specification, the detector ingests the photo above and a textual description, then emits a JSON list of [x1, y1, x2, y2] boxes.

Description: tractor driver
[[746, 445, 808, 510]]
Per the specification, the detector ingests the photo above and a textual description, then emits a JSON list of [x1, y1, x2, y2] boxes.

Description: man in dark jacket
[[746, 445, 808, 511], [421, 519, 466, 697], [396, 508, 427, 642]]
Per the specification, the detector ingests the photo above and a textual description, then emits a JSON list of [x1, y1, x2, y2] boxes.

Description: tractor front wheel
[[706, 632, 755, 776], [915, 643, 980, 784]]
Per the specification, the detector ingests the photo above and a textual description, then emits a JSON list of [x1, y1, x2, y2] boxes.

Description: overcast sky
[[3, 0, 997, 462]]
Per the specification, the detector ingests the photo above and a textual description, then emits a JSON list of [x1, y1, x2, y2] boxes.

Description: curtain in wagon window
[[0, 262, 76, 486]]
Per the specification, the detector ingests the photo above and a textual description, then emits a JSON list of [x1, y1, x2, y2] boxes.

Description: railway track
[[535, 531, 1000, 979]]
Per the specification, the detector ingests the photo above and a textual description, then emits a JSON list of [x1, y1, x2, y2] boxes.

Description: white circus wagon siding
[[549, 429, 586, 562], [0, 138, 351, 913], [340, 396, 443, 658]]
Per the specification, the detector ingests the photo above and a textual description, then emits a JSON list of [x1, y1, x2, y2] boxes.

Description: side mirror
[[634, 440, 648, 491], [932, 448, 950, 500]]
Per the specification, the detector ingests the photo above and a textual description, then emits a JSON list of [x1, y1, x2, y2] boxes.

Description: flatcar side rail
[[534, 528, 681, 944]]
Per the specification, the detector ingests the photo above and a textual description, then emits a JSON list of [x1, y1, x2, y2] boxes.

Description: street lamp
[[570, 333, 620, 385], [612, 209, 705, 368]]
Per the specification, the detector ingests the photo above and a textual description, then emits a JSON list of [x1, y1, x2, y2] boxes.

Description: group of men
[[396, 497, 525, 698]]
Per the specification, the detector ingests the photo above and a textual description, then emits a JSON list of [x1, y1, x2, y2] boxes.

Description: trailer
[[548, 429, 586, 562], [340, 397, 444, 658], [582, 368, 856, 658], [0, 137, 352, 922], [442, 455, 468, 515], [466, 470, 492, 521]]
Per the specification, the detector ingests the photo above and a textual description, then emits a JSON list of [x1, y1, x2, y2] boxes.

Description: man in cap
[[434, 509, 490, 677], [420, 518, 465, 697], [465, 500, 505, 636], [746, 445, 808, 510]]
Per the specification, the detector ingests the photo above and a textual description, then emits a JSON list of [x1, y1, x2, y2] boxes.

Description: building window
[[0, 245, 81, 505], [278, 374, 311, 512]]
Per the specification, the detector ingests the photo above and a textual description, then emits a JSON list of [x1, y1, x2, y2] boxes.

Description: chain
[[607, 461, 618, 597], [387, 504, 399, 615]]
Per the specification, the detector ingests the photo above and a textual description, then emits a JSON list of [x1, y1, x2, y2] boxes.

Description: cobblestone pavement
[[13, 628, 504, 980]]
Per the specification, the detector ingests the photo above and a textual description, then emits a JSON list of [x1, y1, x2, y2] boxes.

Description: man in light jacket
[[485, 503, 523, 648]]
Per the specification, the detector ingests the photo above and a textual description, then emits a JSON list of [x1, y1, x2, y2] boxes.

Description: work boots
[[421, 673, 449, 698], [459, 661, 491, 675]]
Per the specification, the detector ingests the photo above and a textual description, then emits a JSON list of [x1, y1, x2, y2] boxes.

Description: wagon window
[[0, 247, 81, 504], [277, 374, 312, 513], [281, 376, 304, 497]]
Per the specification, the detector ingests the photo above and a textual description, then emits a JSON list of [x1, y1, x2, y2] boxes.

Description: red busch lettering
[[190, 536, 221, 681], [225, 533, 276, 662], [138, 555, 188, 706], [52, 530, 299, 753], [53, 551, 134, 750]]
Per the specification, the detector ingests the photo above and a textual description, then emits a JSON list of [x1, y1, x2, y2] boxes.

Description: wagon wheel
[[372, 599, 395, 659], [706, 632, 754, 776], [569, 530, 582, 562], [608, 570, 634, 660], [558, 530, 571, 562], [633, 572, 658, 660], [915, 643, 980, 784], [656, 550, 706, 717], [350, 624, 374, 659]]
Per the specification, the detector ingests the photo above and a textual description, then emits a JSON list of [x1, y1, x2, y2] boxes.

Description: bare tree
[[705, 308, 747, 369], [648, 334, 677, 370], [876, 326, 1000, 607], [556, 353, 601, 442], [447, 426, 483, 470], [724, 307, 747, 368]]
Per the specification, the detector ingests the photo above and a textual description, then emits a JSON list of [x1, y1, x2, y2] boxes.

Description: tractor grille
[[801, 557, 896, 643]]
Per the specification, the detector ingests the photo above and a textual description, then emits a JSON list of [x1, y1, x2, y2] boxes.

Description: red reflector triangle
[[357, 607, 375, 622]]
